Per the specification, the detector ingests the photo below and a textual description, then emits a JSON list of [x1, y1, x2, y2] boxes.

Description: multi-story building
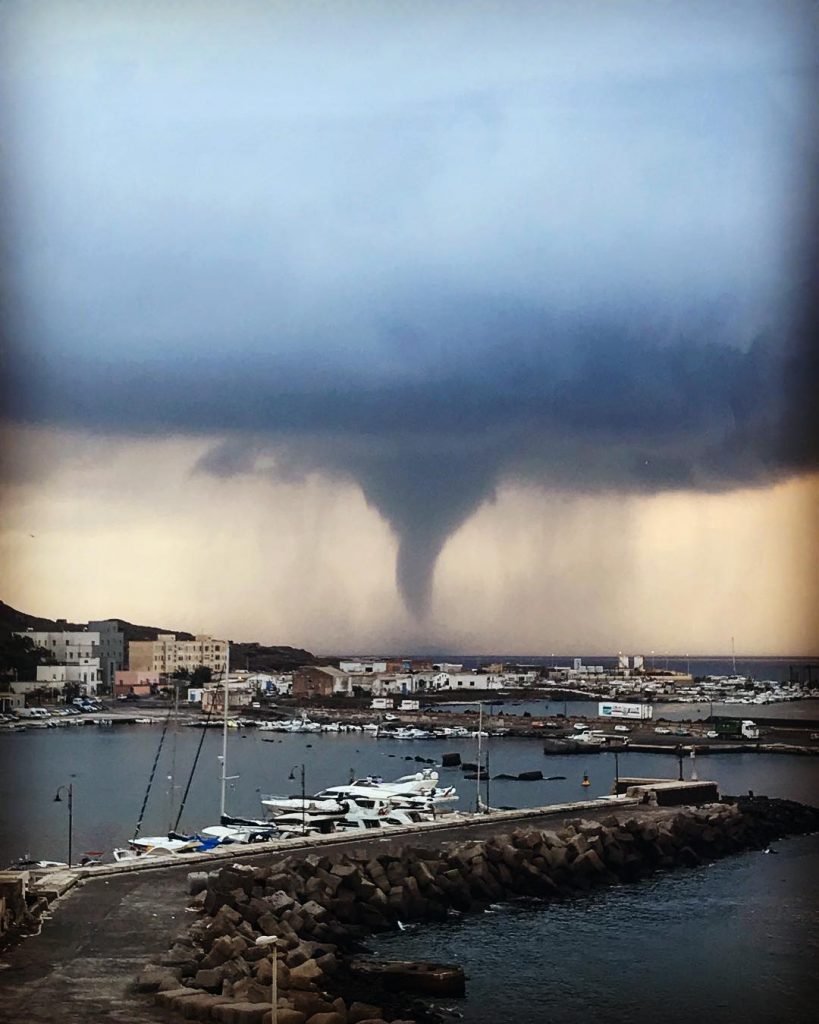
[[128, 634, 228, 676], [293, 665, 351, 698], [88, 620, 125, 691], [36, 663, 102, 693], [15, 629, 100, 662], [14, 628, 103, 695], [114, 670, 160, 698]]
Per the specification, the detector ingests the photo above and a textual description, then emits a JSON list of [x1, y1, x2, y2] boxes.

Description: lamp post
[[256, 934, 278, 1024], [475, 702, 483, 814], [484, 727, 491, 814], [54, 784, 73, 867], [289, 764, 306, 835]]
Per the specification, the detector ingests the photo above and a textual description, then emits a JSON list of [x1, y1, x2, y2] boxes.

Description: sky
[[1, 1, 817, 655]]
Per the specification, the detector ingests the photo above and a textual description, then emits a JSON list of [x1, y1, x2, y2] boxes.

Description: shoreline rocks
[[139, 796, 818, 1024]]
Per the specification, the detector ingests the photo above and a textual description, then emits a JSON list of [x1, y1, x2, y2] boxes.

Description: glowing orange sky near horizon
[[1, 427, 816, 656]]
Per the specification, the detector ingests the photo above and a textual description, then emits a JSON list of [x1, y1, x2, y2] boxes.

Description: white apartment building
[[128, 633, 228, 675], [338, 660, 388, 674], [429, 671, 505, 691], [16, 629, 100, 662], [36, 663, 102, 694], [245, 672, 293, 695]]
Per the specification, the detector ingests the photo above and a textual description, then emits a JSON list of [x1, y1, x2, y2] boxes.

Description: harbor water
[[375, 832, 819, 1024], [1, 725, 818, 864]]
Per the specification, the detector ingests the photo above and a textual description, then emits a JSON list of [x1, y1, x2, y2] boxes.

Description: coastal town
[[2, 604, 818, 1024], [2, 608, 816, 721]]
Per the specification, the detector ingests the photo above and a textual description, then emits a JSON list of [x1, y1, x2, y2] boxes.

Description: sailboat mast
[[731, 635, 736, 675], [168, 680, 180, 832], [475, 701, 483, 813], [220, 641, 230, 818]]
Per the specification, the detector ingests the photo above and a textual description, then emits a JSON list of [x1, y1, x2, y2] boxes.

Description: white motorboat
[[115, 836, 197, 859], [314, 780, 457, 808], [271, 812, 336, 835], [200, 824, 280, 844], [276, 717, 322, 733], [260, 795, 348, 816], [436, 725, 470, 738], [10, 858, 68, 870]]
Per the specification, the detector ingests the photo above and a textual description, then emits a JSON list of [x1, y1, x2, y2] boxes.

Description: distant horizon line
[[310, 651, 819, 662]]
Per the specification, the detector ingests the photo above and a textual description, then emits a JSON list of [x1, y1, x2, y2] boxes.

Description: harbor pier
[[1, 787, 817, 1024]]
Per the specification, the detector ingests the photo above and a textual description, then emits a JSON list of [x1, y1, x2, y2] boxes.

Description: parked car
[[614, 724, 631, 733], [654, 727, 671, 735]]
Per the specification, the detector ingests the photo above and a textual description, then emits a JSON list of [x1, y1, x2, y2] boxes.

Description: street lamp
[[289, 764, 306, 836], [53, 784, 73, 867], [255, 934, 278, 1024]]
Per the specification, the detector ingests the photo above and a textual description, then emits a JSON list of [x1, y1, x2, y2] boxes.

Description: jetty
[[2, 785, 817, 1024]]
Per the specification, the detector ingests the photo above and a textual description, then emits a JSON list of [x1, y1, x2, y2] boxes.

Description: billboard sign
[[598, 701, 653, 720]]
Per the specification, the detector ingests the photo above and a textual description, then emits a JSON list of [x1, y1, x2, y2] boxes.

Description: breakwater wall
[[140, 796, 819, 1024]]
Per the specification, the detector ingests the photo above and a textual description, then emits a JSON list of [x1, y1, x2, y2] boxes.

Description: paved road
[[0, 866, 188, 1023]]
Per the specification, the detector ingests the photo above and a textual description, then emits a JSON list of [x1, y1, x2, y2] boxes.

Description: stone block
[[214, 1001, 269, 1023], [179, 993, 231, 1021], [301, 899, 329, 921], [188, 871, 209, 895], [267, 891, 298, 914], [136, 964, 182, 992], [348, 1003, 383, 1023], [192, 967, 223, 991], [154, 986, 196, 1008], [288, 991, 336, 1017], [262, 1012, 308, 1024], [288, 958, 324, 990]]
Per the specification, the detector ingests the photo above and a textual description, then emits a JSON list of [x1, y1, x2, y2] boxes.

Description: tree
[[190, 665, 212, 686], [0, 633, 59, 684], [63, 681, 81, 701]]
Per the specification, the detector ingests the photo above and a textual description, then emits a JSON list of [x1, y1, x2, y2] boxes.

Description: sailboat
[[113, 664, 236, 860], [200, 660, 286, 845]]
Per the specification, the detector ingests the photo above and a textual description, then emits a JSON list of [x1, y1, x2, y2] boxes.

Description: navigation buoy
[[581, 771, 590, 787]]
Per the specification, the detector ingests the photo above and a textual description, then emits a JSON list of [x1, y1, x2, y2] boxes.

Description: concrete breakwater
[[139, 796, 819, 1024]]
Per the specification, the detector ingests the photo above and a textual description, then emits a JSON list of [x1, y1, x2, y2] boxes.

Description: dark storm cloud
[[1, 0, 817, 613]]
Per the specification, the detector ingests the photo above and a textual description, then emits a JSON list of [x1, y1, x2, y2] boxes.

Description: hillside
[[0, 600, 194, 643], [0, 600, 317, 672], [227, 641, 319, 672]]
